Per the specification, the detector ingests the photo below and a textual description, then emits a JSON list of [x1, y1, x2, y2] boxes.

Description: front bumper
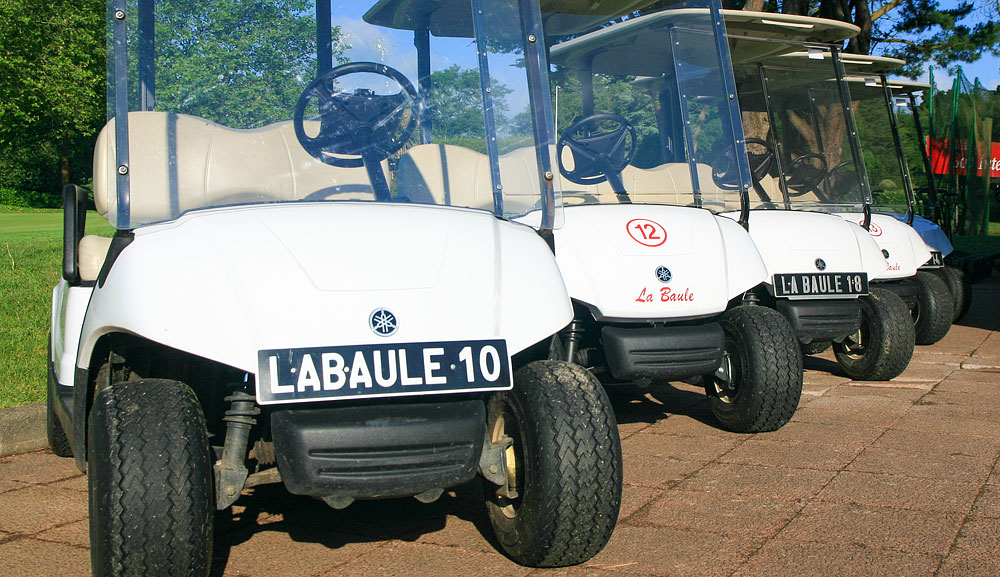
[[601, 323, 725, 381], [271, 400, 485, 500], [872, 279, 918, 311], [775, 299, 862, 342]]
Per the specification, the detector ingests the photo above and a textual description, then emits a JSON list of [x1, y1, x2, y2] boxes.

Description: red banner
[[927, 137, 1000, 177]]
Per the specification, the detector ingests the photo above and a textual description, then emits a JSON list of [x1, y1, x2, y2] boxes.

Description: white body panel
[[720, 210, 888, 291], [71, 203, 571, 380], [549, 205, 767, 320], [50, 282, 95, 387], [893, 213, 954, 257], [837, 213, 931, 279]]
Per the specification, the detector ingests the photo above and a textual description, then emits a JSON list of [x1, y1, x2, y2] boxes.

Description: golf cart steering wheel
[[783, 153, 829, 198], [293, 62, 419, 169], [557, 113, 636, 199], [744, 137, 775, 184]]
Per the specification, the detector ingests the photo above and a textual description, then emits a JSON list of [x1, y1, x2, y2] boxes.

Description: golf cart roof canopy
[[549, 8, 860, 75], [887, 79, 931, 95], [364, 0, 656, 37], [768, 51, 904, 74]]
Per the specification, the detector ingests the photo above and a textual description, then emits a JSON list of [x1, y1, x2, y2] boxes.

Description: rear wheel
[[911, 271, 953, 345], [89, 379, 213, 577], [704, 306, 803, 433], [933, 266, 971, 322], [484, 361, 621, 568], [834, 288, 914, 381]]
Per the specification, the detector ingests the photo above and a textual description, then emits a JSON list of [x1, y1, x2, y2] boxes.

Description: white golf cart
[[840, 66, 957, 342], [716, 20, 918, 380], [745, 49, 954, 348], [537, 1, 803, 434], [47, 0, 625, 572], [889, 79, 972, 322]]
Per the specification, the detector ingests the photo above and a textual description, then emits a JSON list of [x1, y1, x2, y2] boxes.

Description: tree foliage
[[428, 65, 511, 139], [147, 0, 337, 128], [0, 0, 105, 196]]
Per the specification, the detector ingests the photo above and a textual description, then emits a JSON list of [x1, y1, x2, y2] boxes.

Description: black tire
[[704, 306, 803, 433], [800, 340, 831, 355], [89, 379, 214, 577], [484, 360, 622, 568], [911, 271, 953, 345], [933, 266, 972, 322], [46, 335, 73, 457], [834, 288, 914, 381]]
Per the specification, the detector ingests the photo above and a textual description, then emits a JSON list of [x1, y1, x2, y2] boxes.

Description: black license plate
[[257, 340, 511, 405], [773, 272, 868, 298], [921, 251, 944, 269]]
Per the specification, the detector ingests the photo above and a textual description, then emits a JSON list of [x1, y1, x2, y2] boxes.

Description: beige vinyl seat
[[397, 143, 724, 211], [79, 111, 388, 281]]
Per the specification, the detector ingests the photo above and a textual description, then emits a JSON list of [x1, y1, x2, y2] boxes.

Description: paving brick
[[779, 501, 963, 556], [620, 432, 743, 463], [936, 517, 1000, 577], [0, 538, 90, 577], [717, 439, 862, 471], [676, 463, 835, 501], [33, 519, 89, 549], [46, 474, 87, 493], [0, 451, 80, 485], [789, 395, 912, 427], [970, 483, 1000, 518], [634, 489, 800, 537], [817, 471, 982, 514], [890, 405, 1000, 439], [323, 541, 531, 577], [733, 537, 938, 577], [623, 454, 705, 489], [525, 564, 646, 577], [0, 486, 88, 534], [584, 524, 763, 577], [0, 478, 28, 494], [751, 421, 884, 449], [847, 429, 997, 482], [214, 522, 390, 577], [824, 383, 931, 402], [891, 362, 956, 384], [618, 485, 663, 522]]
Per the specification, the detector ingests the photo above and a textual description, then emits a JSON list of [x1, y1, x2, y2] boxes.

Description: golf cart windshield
[[734, 47, 871, 213], [546, 1, 752, 213], [849, 76, 914, 216], [100, 0, 563, 229]]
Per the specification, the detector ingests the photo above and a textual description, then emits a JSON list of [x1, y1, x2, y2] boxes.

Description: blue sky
[[882, 0, 999, 90]]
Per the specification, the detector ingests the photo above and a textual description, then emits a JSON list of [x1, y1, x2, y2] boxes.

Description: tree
[[427, 65, 511, 139], [0, 0, 105, 195], [149, 0, 340, 128]]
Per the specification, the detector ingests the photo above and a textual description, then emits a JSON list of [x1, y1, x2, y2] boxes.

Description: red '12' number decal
[[627, 219, 667, 247]]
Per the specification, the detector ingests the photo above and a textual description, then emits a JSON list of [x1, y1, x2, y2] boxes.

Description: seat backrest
[[93, 111, 385, 225]]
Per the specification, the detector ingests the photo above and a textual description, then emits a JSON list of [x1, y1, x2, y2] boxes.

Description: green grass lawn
[[952, 222, 1000, 255], [0, 206, 112, 408]]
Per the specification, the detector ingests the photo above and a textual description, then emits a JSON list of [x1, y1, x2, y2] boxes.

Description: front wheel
[[483, 361, 622, 568], [834, 288, 914, 381], [89, 379, 214, 577], [933, 265, 972, 322], [911, 271, 953, 345], [704, 306, 803, 433]]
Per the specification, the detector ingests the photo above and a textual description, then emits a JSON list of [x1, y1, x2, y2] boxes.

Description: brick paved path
[[2, 277, 998, 577]]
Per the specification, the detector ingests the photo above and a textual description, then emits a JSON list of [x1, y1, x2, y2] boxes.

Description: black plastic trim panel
[[271, 400, 485, 500], [602, 323, 724, 381], [775, 299, 862, 341]]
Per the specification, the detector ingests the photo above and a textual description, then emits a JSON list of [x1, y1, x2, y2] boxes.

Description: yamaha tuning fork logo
[[655, 266, 672, 283], [369, 308, 398, 336], [815, 258, 827, 271]]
